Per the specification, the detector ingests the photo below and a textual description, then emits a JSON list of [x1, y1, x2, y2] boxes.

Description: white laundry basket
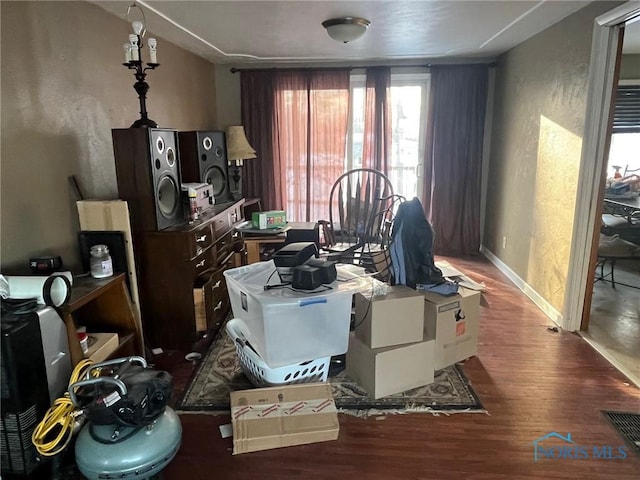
[[225, 318, 329, 387], [223, 261, 357, 368]]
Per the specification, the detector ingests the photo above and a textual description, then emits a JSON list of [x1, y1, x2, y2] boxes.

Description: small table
[[243, 235, 288, 264], [240, 222, 320, 264], [603, 195, 640, 220]]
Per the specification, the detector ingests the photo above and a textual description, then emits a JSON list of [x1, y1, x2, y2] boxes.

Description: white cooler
[[224, 260, 362, 368]]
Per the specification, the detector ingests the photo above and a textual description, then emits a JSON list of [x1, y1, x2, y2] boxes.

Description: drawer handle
[[196, 259, 206, 268], [213, 301, 223, 311], [212, 280, 221, 290], [196, 234, 207, 243]]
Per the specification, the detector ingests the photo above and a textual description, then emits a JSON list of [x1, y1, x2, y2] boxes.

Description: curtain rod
[[230, 62, 496, 73]]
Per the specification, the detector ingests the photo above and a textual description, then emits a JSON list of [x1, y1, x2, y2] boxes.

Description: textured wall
[[484, 1, 619, 312], [1, 1, 217, 271]]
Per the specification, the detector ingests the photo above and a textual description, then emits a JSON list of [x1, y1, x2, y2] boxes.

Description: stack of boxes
[[346, 284, 481, 399]]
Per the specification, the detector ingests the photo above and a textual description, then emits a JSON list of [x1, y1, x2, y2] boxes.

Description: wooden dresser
[[137, 199, 246, 350]]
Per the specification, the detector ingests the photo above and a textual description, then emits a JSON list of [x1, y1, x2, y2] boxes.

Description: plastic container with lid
[[89, 244, 113, 279]]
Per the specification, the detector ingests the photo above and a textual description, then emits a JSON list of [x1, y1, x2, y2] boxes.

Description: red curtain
[[362, 67, 392, 174], [422, 64, 489, 255], [241, 69, 350, 222]]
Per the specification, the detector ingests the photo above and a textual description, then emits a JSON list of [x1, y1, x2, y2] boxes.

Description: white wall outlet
[[502, 236, 507, 249]]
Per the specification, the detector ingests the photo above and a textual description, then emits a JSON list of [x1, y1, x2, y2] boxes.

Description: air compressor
[[33, 356, 182, 479]]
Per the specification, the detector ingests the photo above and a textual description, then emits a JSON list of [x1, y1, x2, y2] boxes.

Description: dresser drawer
[[185, 224, 214, 260], [204, 268, 230, 334], [212, 207, 242, 239], [216, 231, 235, 262], [191, 246, 216, 278]]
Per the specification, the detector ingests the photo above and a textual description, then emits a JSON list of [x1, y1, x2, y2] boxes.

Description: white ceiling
[[92, 1, 640, 65]]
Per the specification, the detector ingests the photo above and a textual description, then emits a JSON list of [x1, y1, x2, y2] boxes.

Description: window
[[607, 82, 640, 179], [348, 72, 430, 199]]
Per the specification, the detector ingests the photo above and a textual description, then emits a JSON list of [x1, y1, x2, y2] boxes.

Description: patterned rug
[[177, 328, 485, 417]]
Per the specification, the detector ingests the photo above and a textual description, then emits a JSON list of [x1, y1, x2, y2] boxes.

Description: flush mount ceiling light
[[322, 17, 371, 43]]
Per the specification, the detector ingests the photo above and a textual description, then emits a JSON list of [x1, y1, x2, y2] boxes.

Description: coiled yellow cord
[[31, 359, 94, 457]]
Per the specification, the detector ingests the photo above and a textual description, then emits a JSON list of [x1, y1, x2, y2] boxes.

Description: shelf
[[60, 273, 143, 366]]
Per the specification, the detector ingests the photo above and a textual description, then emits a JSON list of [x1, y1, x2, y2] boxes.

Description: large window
[[348, 72, 430, 200], [607, 82, 640, 179]]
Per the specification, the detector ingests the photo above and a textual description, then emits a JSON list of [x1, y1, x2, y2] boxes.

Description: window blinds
[[613, 84, 640, 133]]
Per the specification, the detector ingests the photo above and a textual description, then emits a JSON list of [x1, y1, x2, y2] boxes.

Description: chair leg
[[611, 259, 616, 289], [600, 259, 605, 281]]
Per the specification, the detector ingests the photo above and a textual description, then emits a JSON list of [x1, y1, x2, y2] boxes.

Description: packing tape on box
[[232, 399, 336, 420], [2, 273, 72, 307]]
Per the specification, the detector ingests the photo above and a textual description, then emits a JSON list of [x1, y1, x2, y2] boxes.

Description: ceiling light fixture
[[322, 17, 370, 44]]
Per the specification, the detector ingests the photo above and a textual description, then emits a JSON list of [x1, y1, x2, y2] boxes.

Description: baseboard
[[579, 333, 640, 388], [479, 245, 564, 328]]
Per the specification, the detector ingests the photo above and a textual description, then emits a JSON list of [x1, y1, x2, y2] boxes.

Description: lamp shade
[[226, 126, 257, 161], [322, 17, 370, 43]]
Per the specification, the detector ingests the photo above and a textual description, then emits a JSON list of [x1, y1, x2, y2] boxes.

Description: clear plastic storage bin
[[224, 260, 358, 368]]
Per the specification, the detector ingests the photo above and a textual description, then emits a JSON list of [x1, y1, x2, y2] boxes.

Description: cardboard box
[[422, 287, 481, 370], [85, 332, 119, 363], [252, 210, 287, 229], [354, 285, 424, 348], [76, 200, 142, 320], [346, 332, 435, 399], [193, 287, 207, 332], [230, 383, 339, 454]]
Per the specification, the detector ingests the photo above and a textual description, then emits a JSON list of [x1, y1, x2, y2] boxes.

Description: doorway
[[564, 3, 640, 385]]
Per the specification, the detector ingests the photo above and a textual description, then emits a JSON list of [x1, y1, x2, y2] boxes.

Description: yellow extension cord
[[31, 358, 95, 457]]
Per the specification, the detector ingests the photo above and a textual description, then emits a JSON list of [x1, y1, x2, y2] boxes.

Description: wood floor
[[159, 255, 640, 480]]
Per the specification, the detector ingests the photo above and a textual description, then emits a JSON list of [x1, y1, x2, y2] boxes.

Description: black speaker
[[178, 130, 233, 204], [112, 128, 184, 232]]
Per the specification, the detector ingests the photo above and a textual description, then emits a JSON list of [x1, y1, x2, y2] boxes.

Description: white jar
[[90, 244, 113, 279]]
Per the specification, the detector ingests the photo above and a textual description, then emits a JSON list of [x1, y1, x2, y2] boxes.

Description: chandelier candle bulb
[[132, 20, 144, 36], [148, 38, 157, 63], [129, 34, 139, 61], [123, 43, 132, 63]]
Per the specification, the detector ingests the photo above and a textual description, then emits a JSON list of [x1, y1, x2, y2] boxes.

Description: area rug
[[177, 329, 485, 417], [602, 411, 640, 456]]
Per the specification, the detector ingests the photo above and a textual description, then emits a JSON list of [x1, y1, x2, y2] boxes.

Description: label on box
[[438, 300, 460, 313], [456, 321, 466, 337]]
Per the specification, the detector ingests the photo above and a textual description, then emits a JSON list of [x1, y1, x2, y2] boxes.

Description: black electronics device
[[29, 255, 63, 274], [305, 258, 337, 284], [112, 128, 184, 232], [178, 130, 233, 204], [272, 242, 318, 283], [291, 265, 324, 290], [1, 311, 53, 476]]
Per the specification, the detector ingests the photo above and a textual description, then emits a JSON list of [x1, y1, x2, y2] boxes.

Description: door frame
[[564, 1, 640, 332]]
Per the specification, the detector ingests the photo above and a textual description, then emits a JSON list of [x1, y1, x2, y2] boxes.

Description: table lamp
[[226, 126, 257, 200]]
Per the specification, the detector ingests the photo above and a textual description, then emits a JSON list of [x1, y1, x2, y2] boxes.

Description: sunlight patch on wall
[[528, 115, 582, 311]]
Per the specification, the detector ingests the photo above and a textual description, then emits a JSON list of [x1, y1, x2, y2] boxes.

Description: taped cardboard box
[[346, 332, 435, 399], [422, 286, 481, 370], [230, 383, 339, 454], [354, 285, 424, 349], [85, 333, 119, 363]]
